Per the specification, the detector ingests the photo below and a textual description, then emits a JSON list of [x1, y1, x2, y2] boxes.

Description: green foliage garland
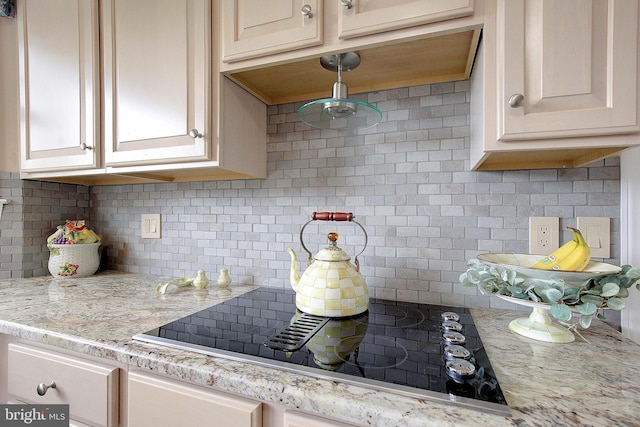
[[460, 260, 640, 329]]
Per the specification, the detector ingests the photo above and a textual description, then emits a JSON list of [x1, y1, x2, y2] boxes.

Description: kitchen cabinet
[[221, 0, 481, 105], [282, 410, 355, 427], [222, 0, 324, 63], [7, 342, 120, 427], [17, 0, 100, 173], [222, 0, 473, 63], [338, 0, 474, 40], [128, 370, 262, 427], [470, 0, 640, 170], [17, 0, 266, 185], [102, 0, 210, 167]]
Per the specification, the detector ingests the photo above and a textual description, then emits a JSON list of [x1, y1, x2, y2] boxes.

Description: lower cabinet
[[7, 342, 120, 427], [0, 337, 357, 427], [128, 371, 262, 427], [282, 410, 356, 427]]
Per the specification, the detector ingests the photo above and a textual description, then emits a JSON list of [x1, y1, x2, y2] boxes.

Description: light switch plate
[[577, 217, 610, 258], [141, 214, 161, 239], [529, 217, 560, 255]]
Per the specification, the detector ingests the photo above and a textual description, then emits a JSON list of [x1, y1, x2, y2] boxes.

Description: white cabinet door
[[103, 0, 211, 166], [128, 371, 262, 427], [500, 0, 639, 141], [222, 0, 323, 63], [338, 0, 474, 39], [7, 343, 119, 427], [283, 410, 356, 427], [18, 0, 100, 172]]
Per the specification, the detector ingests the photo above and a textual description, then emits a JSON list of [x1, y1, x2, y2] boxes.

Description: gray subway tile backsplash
[[0, 81, 622, 318]]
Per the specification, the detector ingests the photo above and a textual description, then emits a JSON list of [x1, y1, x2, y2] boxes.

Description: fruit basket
[[47, 220, 101, 277], [476, 253, 621, 284], [461, 259, 639, 343], [461, 227, 640, 343]]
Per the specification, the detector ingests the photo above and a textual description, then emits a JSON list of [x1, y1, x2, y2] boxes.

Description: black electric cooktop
[[134, 287, 510, 416]]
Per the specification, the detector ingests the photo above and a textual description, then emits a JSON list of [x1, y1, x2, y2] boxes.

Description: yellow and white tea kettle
[[287, 212, 368, 317]]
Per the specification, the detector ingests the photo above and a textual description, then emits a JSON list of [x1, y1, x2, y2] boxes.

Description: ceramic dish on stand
[[496, 295, 577, 343], [477, 253, 621, 284], [476, 254, 621, 343]]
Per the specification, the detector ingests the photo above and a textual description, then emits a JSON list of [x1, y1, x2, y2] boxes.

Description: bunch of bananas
[[531, 227, 591, 271]]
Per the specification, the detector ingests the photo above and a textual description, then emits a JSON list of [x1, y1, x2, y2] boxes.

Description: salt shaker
[[193, 270, 210, 289], [217, 268, 231, 288]]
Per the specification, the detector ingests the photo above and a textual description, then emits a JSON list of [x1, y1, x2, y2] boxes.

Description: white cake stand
[[497, 295, 575, 343]]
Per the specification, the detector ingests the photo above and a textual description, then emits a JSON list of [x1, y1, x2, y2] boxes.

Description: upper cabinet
[[102, 0, 211, 167], [18, 0, 266, 185], [221, 0, 481, 105], [17, 0, 100, 173], [222, 0, 324, 62], [338, 0, 474, 39], [470, 0, 640, 170], [500, 0, 638, 141]]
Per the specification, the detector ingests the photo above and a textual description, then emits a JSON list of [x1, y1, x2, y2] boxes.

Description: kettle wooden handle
[[299, 212, 367, 266], [311, 211, 353, 221]]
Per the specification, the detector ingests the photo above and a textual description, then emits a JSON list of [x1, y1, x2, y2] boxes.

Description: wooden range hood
[[224, 29, 481, 106]]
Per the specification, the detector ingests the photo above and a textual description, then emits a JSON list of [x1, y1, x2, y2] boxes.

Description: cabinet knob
[[301, 4, 313, 18], [188, 129, 203, 139], [80, 142, 93, 151], [36, 381, 56, 396], [508, 93, 525, 108], [341, 0, 354, 9]]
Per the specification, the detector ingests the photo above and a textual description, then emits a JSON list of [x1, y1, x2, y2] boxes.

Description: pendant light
[[297, 52, 382, 132]]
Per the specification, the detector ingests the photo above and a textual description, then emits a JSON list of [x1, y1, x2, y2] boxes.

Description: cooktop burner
[[134, 287, 510, 416]]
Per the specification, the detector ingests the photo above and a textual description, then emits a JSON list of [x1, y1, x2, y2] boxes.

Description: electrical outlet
[[529, 217, 560, 255], [141, 214, 161, 239], [577, 217, 610, 258]]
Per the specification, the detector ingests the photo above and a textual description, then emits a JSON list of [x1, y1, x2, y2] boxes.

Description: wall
[[0, 79, 623, 323], [87, 81, 622, 317], [621, 147, 640, 343], [0, 172, 90, 279], [0, 14, 19, 172]]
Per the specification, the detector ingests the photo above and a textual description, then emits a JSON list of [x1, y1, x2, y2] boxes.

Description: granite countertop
[[1, 272, 639, 427]]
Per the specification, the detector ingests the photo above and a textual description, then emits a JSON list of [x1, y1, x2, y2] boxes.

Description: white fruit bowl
[[476, 253, 621, 284]]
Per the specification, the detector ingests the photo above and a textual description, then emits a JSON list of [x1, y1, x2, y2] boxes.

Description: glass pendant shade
[[297, 53, 382, 131]]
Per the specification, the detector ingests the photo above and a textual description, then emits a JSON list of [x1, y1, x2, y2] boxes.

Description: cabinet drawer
[[7, 343, 119, 427], [284, 410, 356, 427], [129, 371, 262, 427]]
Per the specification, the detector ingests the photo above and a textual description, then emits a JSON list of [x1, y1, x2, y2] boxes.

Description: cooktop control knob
[[443, 344, 471, 360], [442, 331, 466, 346], [441, 320, 463, 333], [441, 312, 460, 322], [445, 359, 476, 383]]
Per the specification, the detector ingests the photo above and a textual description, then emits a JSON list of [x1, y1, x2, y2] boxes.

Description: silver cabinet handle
[[80, 142, 93, 151], [36, 381, 56, 396], [188, 129, 203, 139], [301, 4, 313, 18], [341, 0, 353, 9], [508, 93, 524, 108]]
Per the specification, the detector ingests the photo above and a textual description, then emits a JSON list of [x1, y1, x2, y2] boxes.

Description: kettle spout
[[287, 248, 300, 292]]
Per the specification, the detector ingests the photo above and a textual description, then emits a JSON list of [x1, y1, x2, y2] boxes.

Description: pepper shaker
[[217, 268, 231, 288]]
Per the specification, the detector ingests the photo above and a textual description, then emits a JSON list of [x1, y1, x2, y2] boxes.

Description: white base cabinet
[[7, 343, 120, 427], [0, 335, 361, 427], [282, 410, 356, 427], [128, 371, 262, 427]]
